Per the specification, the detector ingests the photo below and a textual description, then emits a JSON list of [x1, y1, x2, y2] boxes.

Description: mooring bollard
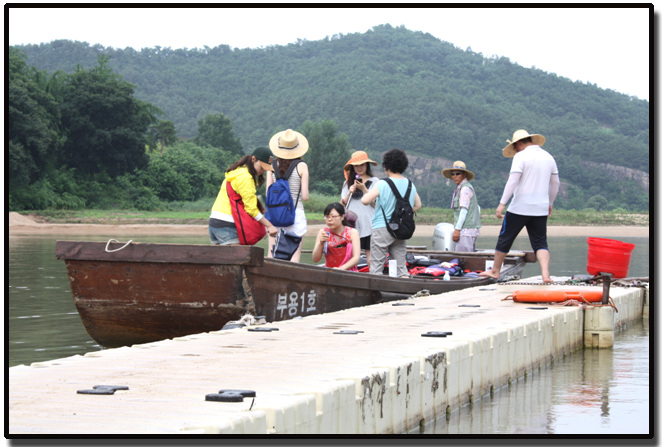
[[601, 272, 613, 305]]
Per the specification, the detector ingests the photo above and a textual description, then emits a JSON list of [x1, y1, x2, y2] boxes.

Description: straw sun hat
[[343, 150, 378, 171], [441, 161, 475, 181], [501, 129, 546, 158], [269, 129, 309, 159]]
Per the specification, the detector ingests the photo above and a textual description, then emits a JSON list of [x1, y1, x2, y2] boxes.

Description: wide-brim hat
[[502, 129, 545, 158], [344, 150, 378, 171], [269, 129, 309, 159], [252, 146, 274, 172], [441, 160, 475, 181]]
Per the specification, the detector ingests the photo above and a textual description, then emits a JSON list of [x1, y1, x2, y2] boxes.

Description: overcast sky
[[7, 6, 651, 101]]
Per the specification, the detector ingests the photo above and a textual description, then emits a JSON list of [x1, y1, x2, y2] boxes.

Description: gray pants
[[369, 227, 408, 276], [455, 234, 478, 252]]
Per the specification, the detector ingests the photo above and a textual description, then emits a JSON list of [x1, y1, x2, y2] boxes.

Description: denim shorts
[[209, 225, 240, 245]]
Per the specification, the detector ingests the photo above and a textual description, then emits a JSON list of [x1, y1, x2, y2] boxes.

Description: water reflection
[[8, 236, 101, 366], [418, 320, 649, 435]]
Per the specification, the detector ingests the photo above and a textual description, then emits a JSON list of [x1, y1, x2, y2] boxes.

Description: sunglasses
[[451, 172, 464, 176]]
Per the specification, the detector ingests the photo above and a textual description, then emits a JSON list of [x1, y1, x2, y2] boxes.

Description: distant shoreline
[[8, 212, 649, 238]]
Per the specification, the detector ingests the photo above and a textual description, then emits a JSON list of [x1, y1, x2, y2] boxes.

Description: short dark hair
[[324, 202, 348, 226], [382, 148, 409, 174]]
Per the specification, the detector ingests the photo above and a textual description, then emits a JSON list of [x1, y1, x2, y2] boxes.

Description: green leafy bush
[[305, 192, 341, 214], [141, 142, 231, 202], [313, 179, 339, 196]]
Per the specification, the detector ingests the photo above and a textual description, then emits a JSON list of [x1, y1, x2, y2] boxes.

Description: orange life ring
[[508, 289, 605, 303]]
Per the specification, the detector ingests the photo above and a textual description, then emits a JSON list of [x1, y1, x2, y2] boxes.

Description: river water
[[7, 232, 650, 435]]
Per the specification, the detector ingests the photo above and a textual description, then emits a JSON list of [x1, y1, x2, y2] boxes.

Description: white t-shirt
[[505, 145, 559, 216]]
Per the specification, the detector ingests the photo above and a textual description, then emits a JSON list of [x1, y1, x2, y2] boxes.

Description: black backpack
[[380, 178, 416, 240]]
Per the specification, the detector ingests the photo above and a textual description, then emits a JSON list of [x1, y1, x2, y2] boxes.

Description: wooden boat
[[55, 241, 535, 348]]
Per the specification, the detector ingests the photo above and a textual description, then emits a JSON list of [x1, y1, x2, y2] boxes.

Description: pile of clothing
[[355, 253, 485, 278], [408, 259, 463, 277]]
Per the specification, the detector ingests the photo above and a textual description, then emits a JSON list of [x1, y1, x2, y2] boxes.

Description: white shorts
[[281, 208, 307, 237]]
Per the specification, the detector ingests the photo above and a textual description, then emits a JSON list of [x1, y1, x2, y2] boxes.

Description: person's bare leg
[[536, 249, 553, 283], [365, 249, 371, 267], [479, 250, 507, 279], [289, 238, 304, 263], [267, 235, 275, 258]]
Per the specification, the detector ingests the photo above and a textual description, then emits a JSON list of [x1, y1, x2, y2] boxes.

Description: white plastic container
[[388, 260, 397, 277], [432, 223, 456, 251]]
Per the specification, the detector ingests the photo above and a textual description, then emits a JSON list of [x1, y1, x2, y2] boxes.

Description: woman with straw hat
[[341, 150, 380, 266], [441, 160, 482, 252], [266, 129, 310, 262]]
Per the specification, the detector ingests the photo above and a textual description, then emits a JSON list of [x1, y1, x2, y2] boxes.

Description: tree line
[[10, 24, 649, 212], [8, 48, 353, 210]]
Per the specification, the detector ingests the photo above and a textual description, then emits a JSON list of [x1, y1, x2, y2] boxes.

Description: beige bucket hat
[[441, 160, 475, 181], [269, 129, 309, 159], [502, 129, 545, 158]]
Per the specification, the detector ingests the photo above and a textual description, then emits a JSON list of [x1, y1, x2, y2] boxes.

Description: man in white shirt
[[479, 130, 560, 283]]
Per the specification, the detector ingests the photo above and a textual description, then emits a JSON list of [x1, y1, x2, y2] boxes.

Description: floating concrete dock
[[9, 278, 648, 435]]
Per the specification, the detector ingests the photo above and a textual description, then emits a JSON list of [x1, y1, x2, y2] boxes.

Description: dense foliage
[[10, 25, 649, 212], [59, 55, 157, 178], [8, 47, 61, 190]]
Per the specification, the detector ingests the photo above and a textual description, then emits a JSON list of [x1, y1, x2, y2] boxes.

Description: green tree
[[148, 120, 177, 154], [8, 47, 62, 190], [59, 55, 159, 177], [142, 142, 230, 201], [193, 113, 243, 157], [585, 194, 608, 211], [299, 119, 352, 194]]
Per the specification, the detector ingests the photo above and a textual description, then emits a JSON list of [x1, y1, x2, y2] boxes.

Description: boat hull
[[56, 241, 531, 347]]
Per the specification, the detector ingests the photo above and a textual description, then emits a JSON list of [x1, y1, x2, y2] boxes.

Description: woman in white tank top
[[267, 129, 310, 262]]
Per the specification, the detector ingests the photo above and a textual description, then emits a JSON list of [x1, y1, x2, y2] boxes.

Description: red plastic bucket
[[586, 237, 636, 278]]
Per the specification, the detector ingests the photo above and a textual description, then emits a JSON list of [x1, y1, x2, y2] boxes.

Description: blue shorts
[[495, 212, 548, 254], [209, 225, 240, 245]]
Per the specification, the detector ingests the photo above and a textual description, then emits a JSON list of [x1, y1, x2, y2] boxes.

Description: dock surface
[[9, 278, 647, 435]]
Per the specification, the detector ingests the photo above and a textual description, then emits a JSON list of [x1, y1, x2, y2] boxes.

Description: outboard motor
[[432, 222, 456, 251]]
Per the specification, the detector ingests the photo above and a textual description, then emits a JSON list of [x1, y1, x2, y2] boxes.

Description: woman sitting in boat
[[311, 203, 361, 271], [208, 147, 279, 245]]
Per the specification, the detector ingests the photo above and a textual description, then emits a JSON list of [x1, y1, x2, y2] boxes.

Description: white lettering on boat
[[276, 290, 317, 319]]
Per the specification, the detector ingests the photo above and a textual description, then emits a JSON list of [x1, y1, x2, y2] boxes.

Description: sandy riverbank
[[8, 212, 649, 238]]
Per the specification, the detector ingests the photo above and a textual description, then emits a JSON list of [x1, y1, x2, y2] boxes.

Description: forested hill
[[15, 24, 649, 210]]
